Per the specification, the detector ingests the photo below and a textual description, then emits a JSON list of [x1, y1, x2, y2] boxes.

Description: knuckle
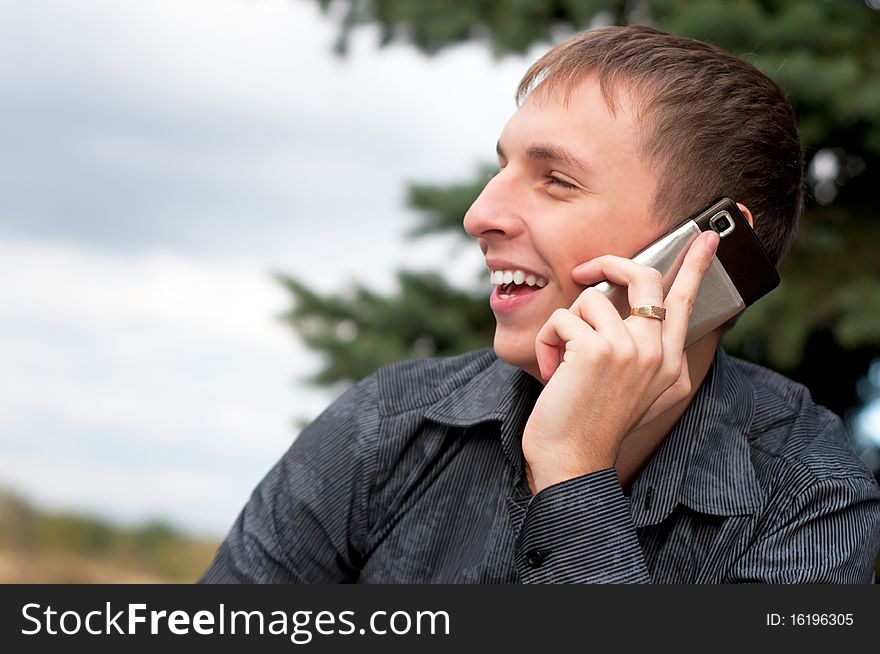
[[591, 338, 614, 360], [678, 377, 692, 396], [584, 287, 610, 308], [615, 344, 638, 366], [643, 346, 663, 368], [661, 358, 682, 381], [535, 323, 549, 340], [669, 292, 695, 318], [578, 287, 600, 303], [644, 266, 663, 285]]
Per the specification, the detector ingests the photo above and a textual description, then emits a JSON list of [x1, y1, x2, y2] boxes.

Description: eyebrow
[[496, 141, 593, 176]]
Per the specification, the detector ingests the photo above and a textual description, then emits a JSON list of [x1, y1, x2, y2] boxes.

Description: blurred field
[[0, 491, 219, 583]]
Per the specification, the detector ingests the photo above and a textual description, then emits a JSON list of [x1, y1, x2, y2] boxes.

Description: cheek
[[546, 249, 593, 306], [550, 285, 586, 322]]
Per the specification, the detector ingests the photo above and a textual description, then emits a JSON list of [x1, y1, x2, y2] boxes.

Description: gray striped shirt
[[201, 347, 880, 583]]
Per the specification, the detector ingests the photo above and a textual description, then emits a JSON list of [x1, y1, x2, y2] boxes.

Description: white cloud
[[0, 235, 332, 534], [0, 0, 533, 257]]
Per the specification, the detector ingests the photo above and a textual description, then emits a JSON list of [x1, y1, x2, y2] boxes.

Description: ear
[[736, 202, 754, 228]]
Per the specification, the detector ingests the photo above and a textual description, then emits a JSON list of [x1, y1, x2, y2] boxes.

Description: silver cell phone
[[593, 197, 780, 347]]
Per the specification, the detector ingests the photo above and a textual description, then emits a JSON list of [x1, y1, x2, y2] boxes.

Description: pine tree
[[280, 0, 880, 428]]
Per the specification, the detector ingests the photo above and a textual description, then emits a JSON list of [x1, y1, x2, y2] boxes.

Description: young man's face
[[463, 74, 669, 380]]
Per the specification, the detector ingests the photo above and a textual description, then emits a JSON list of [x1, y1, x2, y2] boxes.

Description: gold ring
[[631, 305, 666, 321]]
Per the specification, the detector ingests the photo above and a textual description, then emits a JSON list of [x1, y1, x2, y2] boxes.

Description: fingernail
[[705, 231, 720, 254]]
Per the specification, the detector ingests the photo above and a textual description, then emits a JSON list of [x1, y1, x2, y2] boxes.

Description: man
[[202, 26, 880, 583]]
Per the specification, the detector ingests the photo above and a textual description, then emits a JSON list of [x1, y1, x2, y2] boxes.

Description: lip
[[489, 279, 547, 315]]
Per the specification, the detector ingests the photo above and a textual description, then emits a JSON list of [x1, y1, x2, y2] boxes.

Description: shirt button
[[525, 548, 547, 568]]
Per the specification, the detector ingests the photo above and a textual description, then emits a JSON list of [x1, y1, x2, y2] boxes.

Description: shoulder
[[322, 347, 495, 415], [728, 354, 877, 490], [288, 348, 502, 508], [373, 347, 498, 415], [307, 347, 499, 452]]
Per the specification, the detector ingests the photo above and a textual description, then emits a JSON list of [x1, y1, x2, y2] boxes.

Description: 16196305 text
[[765, 613, 854, 627]]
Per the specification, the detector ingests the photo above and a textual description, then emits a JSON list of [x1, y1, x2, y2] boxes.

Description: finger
[[534, 308, 600, 382], [573, 256, 666, 351], [662, 231, 720, 351], [568, 287, 633, 344], [571, 255, 664, 312], [655, 351, 692, 414]]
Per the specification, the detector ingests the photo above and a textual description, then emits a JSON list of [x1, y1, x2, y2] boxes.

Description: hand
[[521, 231, 720, 494]]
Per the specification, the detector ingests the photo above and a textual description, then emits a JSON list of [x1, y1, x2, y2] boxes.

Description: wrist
[[526, 452, 617, 494]]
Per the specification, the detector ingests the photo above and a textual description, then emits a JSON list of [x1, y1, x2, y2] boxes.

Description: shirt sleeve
[[508, 466, 880, 584], [510, 468, 652, 583], [727, 474, 880, 583], [199, 374, 380, 583]]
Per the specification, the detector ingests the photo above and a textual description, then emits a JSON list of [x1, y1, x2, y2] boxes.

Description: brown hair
[[517, 26, 804, 266]]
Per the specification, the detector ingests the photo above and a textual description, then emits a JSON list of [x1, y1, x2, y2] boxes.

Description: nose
[[463, 170, 524, 245]]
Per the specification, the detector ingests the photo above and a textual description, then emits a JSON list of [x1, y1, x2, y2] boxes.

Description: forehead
[[498, 75, 643, 160], [500, 76, 650, 188]]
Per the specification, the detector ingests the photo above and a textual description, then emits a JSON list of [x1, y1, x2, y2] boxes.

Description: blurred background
[[1, 0, 878, 582]]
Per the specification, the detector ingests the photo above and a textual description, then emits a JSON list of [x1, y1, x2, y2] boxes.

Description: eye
[[546, 174, 578, 190]]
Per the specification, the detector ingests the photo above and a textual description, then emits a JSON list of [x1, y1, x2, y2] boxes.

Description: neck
[[614, 332, 721, 489]]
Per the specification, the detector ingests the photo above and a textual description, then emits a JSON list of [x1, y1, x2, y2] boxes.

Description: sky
[[1, 0, 878, 539], [0, 0, 543, 536]]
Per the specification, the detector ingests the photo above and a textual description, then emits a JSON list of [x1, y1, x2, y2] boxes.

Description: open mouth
[[490, 269, 548, 299], [497, 281, 539, 298]]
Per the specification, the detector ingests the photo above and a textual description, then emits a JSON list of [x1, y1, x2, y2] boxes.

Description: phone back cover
[[593, 221, 745, 347]]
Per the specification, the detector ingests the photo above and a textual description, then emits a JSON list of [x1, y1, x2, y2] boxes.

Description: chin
[[493, 326, 540, 379]]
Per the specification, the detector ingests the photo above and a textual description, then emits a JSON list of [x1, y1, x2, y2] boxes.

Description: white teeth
[[489, 268, 549, 288]]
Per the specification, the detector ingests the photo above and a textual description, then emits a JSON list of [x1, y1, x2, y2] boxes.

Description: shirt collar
[[423, 351, 541, 479], [423, 346, 763, 524]]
